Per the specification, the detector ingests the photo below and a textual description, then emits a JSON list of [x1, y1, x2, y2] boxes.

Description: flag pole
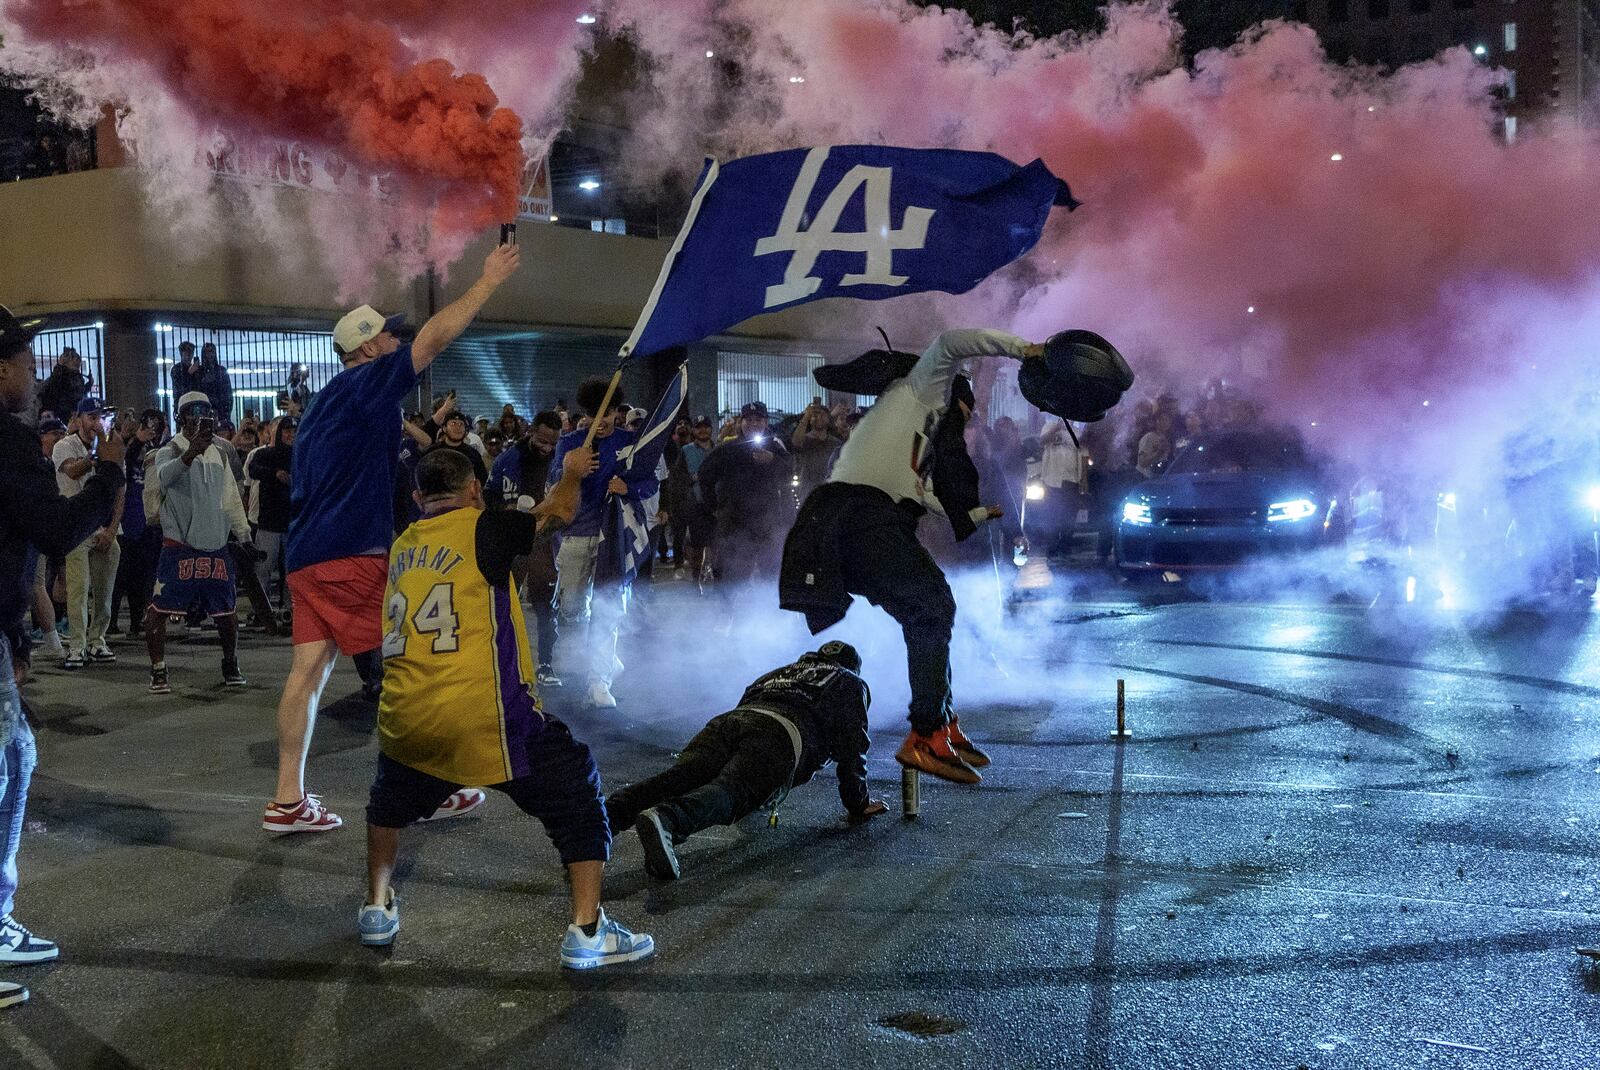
[[581, 157, 721, 454]]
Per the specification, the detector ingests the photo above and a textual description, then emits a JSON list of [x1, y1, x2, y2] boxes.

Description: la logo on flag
[[754, 146, 936, 308], [620, 144, 1077, 359]]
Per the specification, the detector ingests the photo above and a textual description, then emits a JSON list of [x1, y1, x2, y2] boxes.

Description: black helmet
[[811, 640, 862, 674], [1020, 330, 1134, 423], [0, 304, 44, 361]]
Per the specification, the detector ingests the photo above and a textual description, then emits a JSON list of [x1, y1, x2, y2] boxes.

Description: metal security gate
[[32, 322, 106, 399], [431, 331, 651, 429], [715, 350, 829, 421], [154, 323, 340, 423]]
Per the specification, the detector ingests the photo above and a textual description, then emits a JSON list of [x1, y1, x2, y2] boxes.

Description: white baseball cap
[[333, 304, 407, 356], [176, 390, 212, 413]]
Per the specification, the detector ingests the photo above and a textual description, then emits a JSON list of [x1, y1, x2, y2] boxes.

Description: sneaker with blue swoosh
[[559, 909, 654, 970]]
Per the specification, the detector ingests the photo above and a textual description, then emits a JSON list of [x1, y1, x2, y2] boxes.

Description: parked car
[[1115, 430, 1341, 573]]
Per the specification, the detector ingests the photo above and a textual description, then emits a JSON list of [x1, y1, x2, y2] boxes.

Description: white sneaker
[[587, 680, 617, 709], [0, 981, 27, 1008], [39, 632, 63, 659]]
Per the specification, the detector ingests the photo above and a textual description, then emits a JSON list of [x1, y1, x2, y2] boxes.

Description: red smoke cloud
[[607, 0, 1600, 460], [3, 0, 529, 237]]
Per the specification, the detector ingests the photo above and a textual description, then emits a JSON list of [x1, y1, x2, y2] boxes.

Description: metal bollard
[[902, 765, 920, 819], [1109, 678, 1132, 740]]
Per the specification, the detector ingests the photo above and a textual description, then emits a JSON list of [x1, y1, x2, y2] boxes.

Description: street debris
[[876, 1011, 968, 1037], [1417, 1038, 1490, 1053]]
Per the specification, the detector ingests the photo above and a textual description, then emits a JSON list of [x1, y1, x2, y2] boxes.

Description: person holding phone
[[791, 396, 841, 503], [141, 392, 255, 693]]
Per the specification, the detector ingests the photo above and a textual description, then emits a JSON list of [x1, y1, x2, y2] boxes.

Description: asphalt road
[[7, 567, 1600, 1069]]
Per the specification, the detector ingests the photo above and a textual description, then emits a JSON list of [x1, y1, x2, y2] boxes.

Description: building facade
[[2, 164, 856, 429], [1303, 0, 1600, 135]]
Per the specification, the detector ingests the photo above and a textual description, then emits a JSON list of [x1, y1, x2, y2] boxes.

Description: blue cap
[[74, 396, 112, 416]]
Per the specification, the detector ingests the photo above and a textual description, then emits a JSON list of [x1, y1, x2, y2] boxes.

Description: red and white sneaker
[[262, 794, 343, 835], [418, 788, 487, 823]]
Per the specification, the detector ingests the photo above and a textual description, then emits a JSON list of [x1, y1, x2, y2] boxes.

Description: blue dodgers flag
[[621, 145, 1077, 358], [602, 362, 689, 587]]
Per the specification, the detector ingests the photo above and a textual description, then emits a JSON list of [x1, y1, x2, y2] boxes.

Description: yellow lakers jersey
[[378, 506, 541, 785]]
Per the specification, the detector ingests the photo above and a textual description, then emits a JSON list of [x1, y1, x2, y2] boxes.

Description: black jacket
[[929, 401, 983, 541], [780, 482, 913, 634], [0, 412, 119, 667], [247, 443, 294, 533], [697, 436, 795, 536], [37, 366, 88, 422], [738, 653, 872, 814]]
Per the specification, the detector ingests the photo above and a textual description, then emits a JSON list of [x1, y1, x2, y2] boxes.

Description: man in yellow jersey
[[359, 449, 656, 970]]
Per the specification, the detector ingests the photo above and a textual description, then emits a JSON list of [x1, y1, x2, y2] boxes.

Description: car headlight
[[1266, 498, 1318, 523], [1122, 501, 1152, 526], [1025, 482, 1046, 502]]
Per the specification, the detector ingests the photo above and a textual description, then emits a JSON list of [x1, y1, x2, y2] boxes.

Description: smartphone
[[812, 396, 822, 407], [198, 416, 216, 436], [499, 223, 518, 246]]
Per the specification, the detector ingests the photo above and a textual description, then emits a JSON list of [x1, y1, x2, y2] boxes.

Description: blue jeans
[[0, 675, 36, 919]]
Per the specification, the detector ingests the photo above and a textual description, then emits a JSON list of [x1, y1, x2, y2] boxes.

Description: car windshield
[[1168, 433, 1308, 475]]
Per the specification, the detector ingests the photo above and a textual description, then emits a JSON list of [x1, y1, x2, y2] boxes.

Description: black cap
[[811, 640, 862, 674], [0, 304, 44, 360], [692, 415, 713, 428], [740, 401, 769, 419], [38, 417, 67, 435], [277, 414, 299, 429]]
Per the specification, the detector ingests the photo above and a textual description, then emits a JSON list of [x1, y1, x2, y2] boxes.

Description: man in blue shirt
[[549, 378, 659, 710], [486, 410, 563, 686], [265, 242, 523, 836]]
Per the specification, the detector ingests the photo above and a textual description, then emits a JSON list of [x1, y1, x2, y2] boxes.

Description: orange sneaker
[[896, 727, 981, 785], [946, 717, 990, 768]]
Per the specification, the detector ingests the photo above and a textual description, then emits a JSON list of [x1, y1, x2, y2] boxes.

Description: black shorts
[[365, 718, 611, 865]]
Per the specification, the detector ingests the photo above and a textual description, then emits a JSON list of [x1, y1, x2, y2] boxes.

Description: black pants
[[517, 555, 559, 669], [714, 523, 784, 589], [113, 530, 160, 631], [366, 720, 611, 864], [669, 514, 689, 565], [838, 510, 956, 736], [605, 710, 793, 839]]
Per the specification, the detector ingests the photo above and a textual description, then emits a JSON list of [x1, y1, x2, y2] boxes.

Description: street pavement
[[7, 565, 1600, 1069]]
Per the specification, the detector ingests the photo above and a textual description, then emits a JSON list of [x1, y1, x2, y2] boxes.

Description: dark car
[[1115, 430, 1339, 572]]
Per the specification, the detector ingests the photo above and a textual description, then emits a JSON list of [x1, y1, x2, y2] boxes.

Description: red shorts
[[287, 556, 387, 654]]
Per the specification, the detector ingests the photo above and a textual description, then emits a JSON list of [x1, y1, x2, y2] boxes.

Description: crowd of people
[[0, 249, 1143, 1005]]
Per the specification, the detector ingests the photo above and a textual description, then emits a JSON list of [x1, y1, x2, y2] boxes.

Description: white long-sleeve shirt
[[829, 328, 1029, 523], [153, 434, 250, 551]]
